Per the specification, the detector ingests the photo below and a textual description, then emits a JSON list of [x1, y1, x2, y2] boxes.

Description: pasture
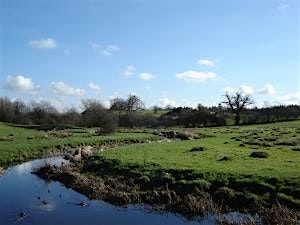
[[0, 123, 157, 164], [93, 120, 300, 208]]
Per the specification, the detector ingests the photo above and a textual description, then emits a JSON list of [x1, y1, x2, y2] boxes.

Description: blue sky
[[0, 0, 299, 110]]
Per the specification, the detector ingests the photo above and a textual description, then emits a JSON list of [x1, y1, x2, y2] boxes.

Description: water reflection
[[0, 157, 208, 225]]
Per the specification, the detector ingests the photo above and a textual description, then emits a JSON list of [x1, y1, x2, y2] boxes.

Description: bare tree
[[126, 94, 144, 112], [30, 101, 59, 124], [110, 97, 127, 119], [222, 90, 254, 125], [81, 99, 117, 133]]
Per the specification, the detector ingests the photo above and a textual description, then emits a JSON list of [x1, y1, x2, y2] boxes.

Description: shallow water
[[0, 157, 220, 225]]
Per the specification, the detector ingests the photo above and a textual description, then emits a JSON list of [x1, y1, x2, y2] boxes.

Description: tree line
[[0, 91, 299, 133]]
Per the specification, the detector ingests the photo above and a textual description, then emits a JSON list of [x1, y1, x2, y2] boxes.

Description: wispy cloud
[[91, 43, 120, 56], [123, 65, 136, 78], [175, 70, 216, 83], [89, 82, 101, 92], [28, 38, 58, 49], [138, 73, 155, 81], [197, 59, 216, 67], [50, 81, 85, 97], [277, 3, 290, 10], [5, 75, 39, 94]]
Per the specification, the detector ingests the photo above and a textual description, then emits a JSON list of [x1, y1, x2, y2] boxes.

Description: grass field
[[92, 120, 300, 208], [0, 123, 157, 164], [1, 120, 300, 208]]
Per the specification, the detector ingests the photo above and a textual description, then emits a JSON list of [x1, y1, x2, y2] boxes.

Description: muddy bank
[[34, 163, 215, 218], [34, 162, 300, 225]]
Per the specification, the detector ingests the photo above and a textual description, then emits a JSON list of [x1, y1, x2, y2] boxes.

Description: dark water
[[0, 157, 220, 225]]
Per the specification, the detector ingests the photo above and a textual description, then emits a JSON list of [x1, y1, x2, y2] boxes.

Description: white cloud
[[5, 75, 39, 94], [175, 70, 216, 83], [92, 43, 120, 56], [258, 84, 276, 95], [197, 59, 216, 67], [240, 85, 254, 95], [276, 92, 300, 105], [277, 3, 290, 10], [123, 65, 136, 78], [224, 85, 255, 95], [28, 38, 58, 49], [50, 82, 85, 97], [158, 97, 177, 108], [138, 73, 155, 81], [102, 45, 120, 55], [89, 82, 101, 92], [224, 86, 237, 94], [64, 49, 71, 55]]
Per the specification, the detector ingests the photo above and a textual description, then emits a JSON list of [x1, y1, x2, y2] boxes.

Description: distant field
[[97, 120, 300, 207], [0, 123, 157, 164]]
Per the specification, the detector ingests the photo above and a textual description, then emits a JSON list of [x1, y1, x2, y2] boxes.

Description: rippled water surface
[[0, 157, 220, 225]]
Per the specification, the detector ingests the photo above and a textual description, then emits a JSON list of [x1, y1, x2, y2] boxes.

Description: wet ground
[[0, 157, 221, 225]]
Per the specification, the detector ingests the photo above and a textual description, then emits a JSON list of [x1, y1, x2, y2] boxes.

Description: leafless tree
[[222, 90, 254, 125], [81, 99, 117, 133], [126, 94, 144, 112], [110, 98, 127, 120]]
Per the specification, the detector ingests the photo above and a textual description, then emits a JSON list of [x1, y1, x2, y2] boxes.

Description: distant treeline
[[0, 96, 300, 131]]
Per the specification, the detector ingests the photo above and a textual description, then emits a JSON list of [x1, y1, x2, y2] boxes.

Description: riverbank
[[2, 120, 300, 223], [34, 161, 299, 225], [96, 121, 300, 210]]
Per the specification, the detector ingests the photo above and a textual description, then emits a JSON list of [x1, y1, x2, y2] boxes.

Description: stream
[[0, 157, 250, 225]]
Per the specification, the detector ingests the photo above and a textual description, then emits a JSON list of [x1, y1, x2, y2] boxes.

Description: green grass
[[95, 120, 300, 207], [101, 121, 300, 178], [1, 120, 300, 207], [0, 122, 157, 164]]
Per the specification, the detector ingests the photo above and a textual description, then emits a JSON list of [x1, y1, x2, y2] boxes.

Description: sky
[[0, 0, 299, 111]]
